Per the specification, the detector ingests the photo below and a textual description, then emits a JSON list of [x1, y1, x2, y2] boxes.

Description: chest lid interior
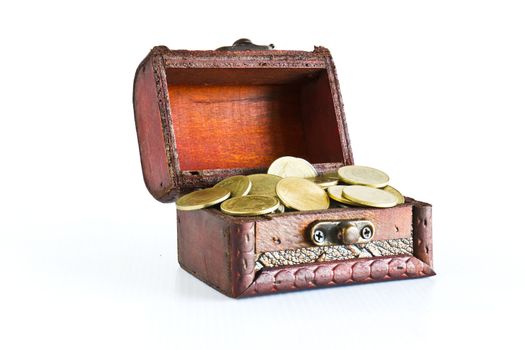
[[133, 39, 354, 202]]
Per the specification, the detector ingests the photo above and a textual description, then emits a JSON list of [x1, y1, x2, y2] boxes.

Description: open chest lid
[[133, 39, 354, 202]]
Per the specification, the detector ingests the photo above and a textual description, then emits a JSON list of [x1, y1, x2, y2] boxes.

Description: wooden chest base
[[177, 199, 434, 298]]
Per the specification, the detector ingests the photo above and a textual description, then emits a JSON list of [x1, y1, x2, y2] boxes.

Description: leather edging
[[230, 222, 257, 297], [412, 202, 433, 267], [233, 201, 435, 298], [238, 255, 435, 297]]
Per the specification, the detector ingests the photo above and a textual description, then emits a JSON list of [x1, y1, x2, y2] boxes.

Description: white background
[[1, 1, 524, 349]]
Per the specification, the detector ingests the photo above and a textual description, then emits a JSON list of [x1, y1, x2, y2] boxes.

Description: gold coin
[[176, 187, 231, 211], [267, 156, 318, 178], [213, 175, 252, 197], [324, 172, 340, 180], [383, 185, 405, 204], [338, 165, 390, 188], [247, 174, 282, 196], [342, 185, 397, 208], [306, 174, 339, 189], [327, 185, 360, 206], [220, 195, 280, 216], [276, 177, 330, 211]]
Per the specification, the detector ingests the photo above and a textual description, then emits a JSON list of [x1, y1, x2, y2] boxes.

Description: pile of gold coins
[[175, 156, 405, 216]]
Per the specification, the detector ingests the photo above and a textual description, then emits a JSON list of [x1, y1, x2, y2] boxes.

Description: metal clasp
[[216, 38, 275, 51], [309, 220, 375, 246]]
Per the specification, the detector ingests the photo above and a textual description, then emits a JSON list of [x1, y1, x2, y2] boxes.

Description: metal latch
[[216, 38, 275, 51], [308, 220, 375, 246]]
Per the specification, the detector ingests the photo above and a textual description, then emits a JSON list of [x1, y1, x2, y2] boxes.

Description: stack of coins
[[175, 157, 405, 216], [332, 165, 404, 208]]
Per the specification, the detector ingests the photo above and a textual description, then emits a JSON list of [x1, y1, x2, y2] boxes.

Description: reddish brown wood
[[133, 43, 434, 298], [256, 204, 413, 253], [300, 71, 346, 164], [133, 57, 174, 201], [177, 209, 233, 295], [165, 67, 325, 85], [177, 208, 256, 297], [133, 45, 353, 202], [175, 200, 433, 298], [167, 67, 347, 171], [239, 201, 434, 297], [169, 84, 310, 171]]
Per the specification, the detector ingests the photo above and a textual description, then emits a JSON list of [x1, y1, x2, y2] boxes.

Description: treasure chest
[[133, 39, 435, 298]]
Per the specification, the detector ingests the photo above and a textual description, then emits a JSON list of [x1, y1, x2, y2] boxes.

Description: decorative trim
[[230, 222, 256, 297], [164, 58, 327, 69], [325, 54, 354, 166], [151, 52, 179, 203], [255, 237, 413, 269], [239, 255, 434, 297], [140, 45, 353, 200], [230, 200, 435, 298], [412, 202, 433, 267]]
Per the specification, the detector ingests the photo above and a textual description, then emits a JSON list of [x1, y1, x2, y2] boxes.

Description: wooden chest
[[133, 39, 435, 298]]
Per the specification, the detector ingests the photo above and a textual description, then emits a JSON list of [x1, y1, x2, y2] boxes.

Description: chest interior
[[166, 68, 345, 173]]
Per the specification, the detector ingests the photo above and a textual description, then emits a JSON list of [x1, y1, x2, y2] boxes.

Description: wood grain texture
[[175, 200, 433, 298], [177, 209, 233, 295], [168, 70, 345, 171], [177, 208, 257, 297], [165, 67, 325, 85], [169, 84, 310, 171], [301, 71, 346, 164], [133, 45, 353, 201], [255, 204, 413, 253], [133, 44, 435, 298]]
